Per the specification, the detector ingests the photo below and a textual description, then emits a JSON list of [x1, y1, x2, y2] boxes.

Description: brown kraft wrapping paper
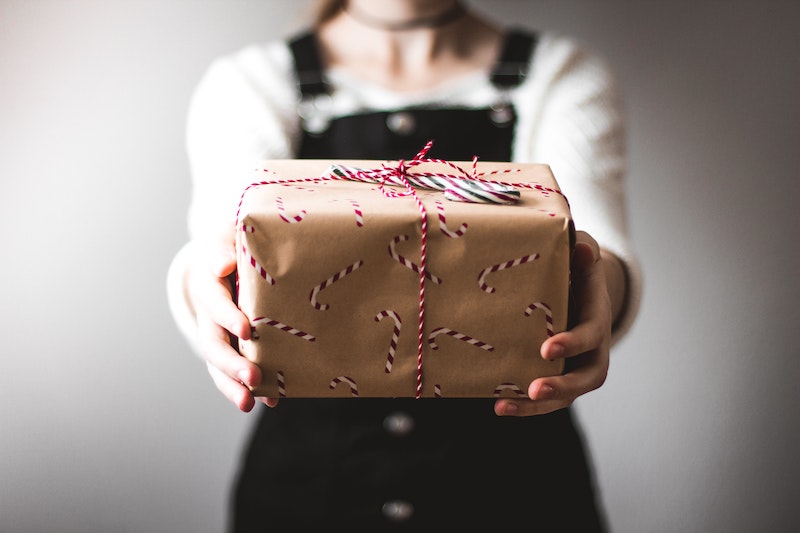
[[235, 159, 573, 398]]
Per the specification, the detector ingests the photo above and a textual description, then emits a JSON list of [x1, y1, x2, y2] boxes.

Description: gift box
[[235, 153, 574, 398]]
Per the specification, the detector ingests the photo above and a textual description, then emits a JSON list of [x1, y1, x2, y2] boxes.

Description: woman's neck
[[344, 0, 465, 32], [317, 1, 502, 93]]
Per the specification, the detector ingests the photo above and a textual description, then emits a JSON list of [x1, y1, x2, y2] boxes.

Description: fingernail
[[535, 384, 555, 400], [503, 402, 518, 415], [546, 343, 565, 360]]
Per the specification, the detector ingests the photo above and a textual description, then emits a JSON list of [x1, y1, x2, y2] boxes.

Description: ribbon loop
[[327, 140, 521, 205]]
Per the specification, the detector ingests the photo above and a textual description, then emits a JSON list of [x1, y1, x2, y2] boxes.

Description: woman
[[168, 0, 642, 530]]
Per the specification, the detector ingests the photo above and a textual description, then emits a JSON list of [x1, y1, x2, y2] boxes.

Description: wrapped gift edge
[[234, 155, 574, 398]]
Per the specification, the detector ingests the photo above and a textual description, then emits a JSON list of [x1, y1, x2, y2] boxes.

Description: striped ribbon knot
[[326, 141, 521, 205]]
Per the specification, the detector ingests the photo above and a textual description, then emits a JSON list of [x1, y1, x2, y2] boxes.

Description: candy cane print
[[241, 243, 275, 285], [329, 376, 359, 397], [477, 253, 540, 294], [375, 310, 402, 373], [275, 196, 307, 223], [240, 224, 255, 233], [250, 317, 316, 342], [524, 302, 554, 337], [309, 260, 364, 310], [330, 198, 364, 227], [276, 370, 286, 398], [388, 235, 442, 284], [435, 200, 467, 238], [493, 383, 527, 398], [428, 327, 494, 352]]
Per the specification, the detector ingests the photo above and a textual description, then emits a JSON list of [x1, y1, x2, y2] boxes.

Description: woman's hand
[[187, 227, 278, 412], [494, 231, 617, 417]]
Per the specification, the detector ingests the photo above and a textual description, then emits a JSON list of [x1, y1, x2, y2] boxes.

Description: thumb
[[199, 226, 237, 278], [572, 239, 600, 272], [210, 242, 237, 278]]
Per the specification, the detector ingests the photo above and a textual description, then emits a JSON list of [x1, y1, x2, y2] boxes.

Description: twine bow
[[326, 141, 521, 205]]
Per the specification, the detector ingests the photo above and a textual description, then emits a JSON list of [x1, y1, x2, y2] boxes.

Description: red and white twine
[[389, 235, 442, 284]]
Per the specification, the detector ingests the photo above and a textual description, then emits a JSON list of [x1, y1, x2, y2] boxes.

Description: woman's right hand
[[187, 227, 276, 412]]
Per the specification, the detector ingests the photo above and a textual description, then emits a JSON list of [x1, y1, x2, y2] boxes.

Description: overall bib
[[231, 29, 606, 532]]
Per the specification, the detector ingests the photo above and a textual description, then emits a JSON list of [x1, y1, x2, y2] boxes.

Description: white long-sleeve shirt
[[167, 30, 642, 353]]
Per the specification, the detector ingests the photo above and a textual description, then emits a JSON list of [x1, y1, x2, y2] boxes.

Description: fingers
[[533, 349, 609, 403], [195, 271, 251, 341], [198, 313, 260, 387], [205, 234, 238, 279], [197, 312, 262, 411], [189, 229, 266, 411], [495, 230, 612, 417], [541, 235, 610, 362], [191, 241, 251, 341], [261, 396, 280, 408], [207, 362, 257, 413], [495, 396, 566, 417], [574, 230, 601, 263], [495, 351, 608, 417]]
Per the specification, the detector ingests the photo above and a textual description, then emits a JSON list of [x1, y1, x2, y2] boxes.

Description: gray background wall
[[1, 1, 797, 531]]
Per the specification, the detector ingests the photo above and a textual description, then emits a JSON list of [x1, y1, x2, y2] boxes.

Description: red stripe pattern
[[275, 196, 307, 223], [428, 327, 494, 352], [478, 253, 540, 293], [524, 302, 554, 337], [309, 260, 364, 310], [251, 317, 316, 342], [329, 376, 359, 397], [375, 310, 402, 373], [493, 383, 527, 397], [242, 243, 275, 285], [435, 200, 468, 238], [276, 370, 286, 398], [388, 235, 442, 284]]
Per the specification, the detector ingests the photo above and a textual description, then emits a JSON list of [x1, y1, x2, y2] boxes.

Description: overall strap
[[490, 29, 538, 89], [288, 28, 539, 98], [289, 30, 328, 98]]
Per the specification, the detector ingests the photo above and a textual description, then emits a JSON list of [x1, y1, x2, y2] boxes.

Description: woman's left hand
[[494, 230, 613, 416]]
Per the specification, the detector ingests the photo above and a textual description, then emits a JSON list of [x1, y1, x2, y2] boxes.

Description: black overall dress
[[231, 29, 607, 532]]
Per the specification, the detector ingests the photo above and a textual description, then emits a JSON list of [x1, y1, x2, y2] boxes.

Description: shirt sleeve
[[512, 33, 643, 344], [167, 41, 300, 354], [186, 42, 300, 239]]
